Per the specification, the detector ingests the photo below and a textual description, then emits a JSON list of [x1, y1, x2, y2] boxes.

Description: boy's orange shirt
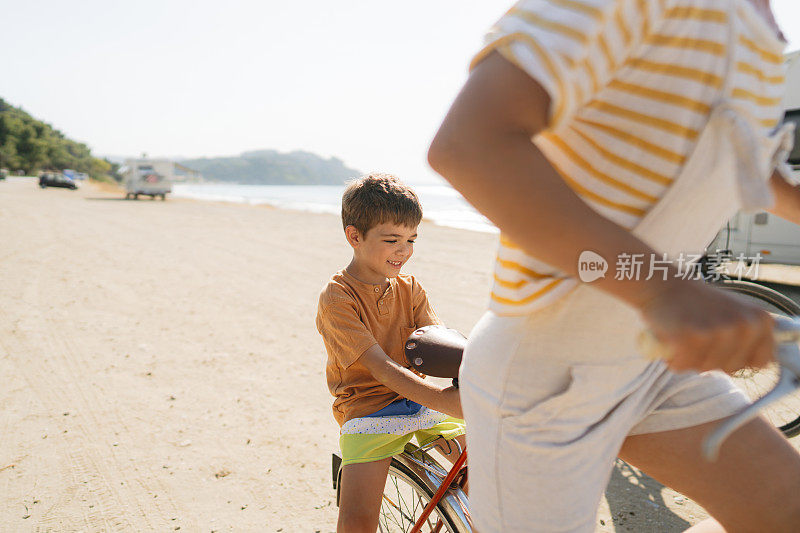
[[316, 270, 441, 426]]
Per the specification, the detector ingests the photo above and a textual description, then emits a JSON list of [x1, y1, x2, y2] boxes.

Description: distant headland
[[178, 150, 362, 186], [0, 96, 361, 186]]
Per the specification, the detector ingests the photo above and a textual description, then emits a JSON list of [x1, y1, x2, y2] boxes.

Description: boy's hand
[[639, 280, 775, 374]]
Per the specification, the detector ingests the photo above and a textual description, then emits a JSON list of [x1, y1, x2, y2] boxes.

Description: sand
[[0, 176, 730, 531]]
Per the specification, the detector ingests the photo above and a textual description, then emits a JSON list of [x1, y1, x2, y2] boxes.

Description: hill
[[179, 150, 361, 185], [0, 99, 115, 181]]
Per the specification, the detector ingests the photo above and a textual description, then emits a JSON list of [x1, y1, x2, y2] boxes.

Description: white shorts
[[459, 285, 748, 533]]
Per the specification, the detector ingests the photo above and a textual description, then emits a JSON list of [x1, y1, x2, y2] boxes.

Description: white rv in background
[[709, 51, 800, 265], [120, 159, 201, 200]]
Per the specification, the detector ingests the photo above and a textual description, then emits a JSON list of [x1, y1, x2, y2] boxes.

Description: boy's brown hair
[[341, 173, 423, 235]]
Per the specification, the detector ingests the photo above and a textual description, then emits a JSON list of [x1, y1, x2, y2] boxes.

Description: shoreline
[[86, 179, 800, 283], [169, 181, 499, 235], [25, 175, 499, 235]]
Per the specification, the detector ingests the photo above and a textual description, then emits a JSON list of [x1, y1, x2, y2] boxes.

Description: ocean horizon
[[171, 183, 498, 234]]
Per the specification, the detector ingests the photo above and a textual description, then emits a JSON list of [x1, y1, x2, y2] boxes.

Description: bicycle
[[699, 250, 800, 437], [332, 326, 472, 532], [329, 269, 800, 532], [332, 440, 469, 533]]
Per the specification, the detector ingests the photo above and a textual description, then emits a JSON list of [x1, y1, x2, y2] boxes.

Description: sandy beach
[[0, 177, 750, 531]]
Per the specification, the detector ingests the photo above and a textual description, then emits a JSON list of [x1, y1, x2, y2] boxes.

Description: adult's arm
[[767, 170, 800, 225], [429, 52, 673, 310], [428, 52, 774, 373]]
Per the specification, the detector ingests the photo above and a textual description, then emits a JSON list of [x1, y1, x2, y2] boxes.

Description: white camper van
[[709, 51, 800, 265], [121, 159, 202, 200], [122, 159, 174, 200]]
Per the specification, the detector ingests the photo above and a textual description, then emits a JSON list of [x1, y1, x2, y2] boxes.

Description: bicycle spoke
[[398, 473, 419, 532], [395, 476, 413, 532], [718, 280, 800, 437], [379, 464, 458, 533], [735, 362, 796, 427], [382, 494, 410, 526], [411, 489, 421, 527], [417, 492, 436, 530], [381, 476, 409, 531], [396, 478, 413, 531]]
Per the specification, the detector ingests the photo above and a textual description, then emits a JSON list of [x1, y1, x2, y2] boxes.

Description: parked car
[[39, 172, 78, 190], [63, 169, 88, 181], [0, 169, 7, 180]]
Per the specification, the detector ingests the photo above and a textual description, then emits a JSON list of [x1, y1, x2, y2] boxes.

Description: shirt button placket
[[376, 286, 389, 316]]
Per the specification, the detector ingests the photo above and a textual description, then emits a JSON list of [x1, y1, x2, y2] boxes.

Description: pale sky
[[3, 0, 799, 184]]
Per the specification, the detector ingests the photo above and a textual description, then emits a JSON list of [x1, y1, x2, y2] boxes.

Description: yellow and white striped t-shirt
[[474, 0, 788, 315]]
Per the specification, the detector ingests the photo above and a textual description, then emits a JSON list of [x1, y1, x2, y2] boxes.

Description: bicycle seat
[[404, 325, 466, 379]]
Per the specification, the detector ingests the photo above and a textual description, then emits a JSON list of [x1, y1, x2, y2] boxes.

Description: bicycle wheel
[[379, 459, 460, 533], [714, 279, 800, 437]]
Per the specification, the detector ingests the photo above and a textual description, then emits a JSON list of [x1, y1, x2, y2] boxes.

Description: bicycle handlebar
[[638, 316, 800, 361], [638, 316, 800, 460]]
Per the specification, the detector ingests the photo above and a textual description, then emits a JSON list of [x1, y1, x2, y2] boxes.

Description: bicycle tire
[[713, 279, 800, 438], [378, 458, 462, 533]]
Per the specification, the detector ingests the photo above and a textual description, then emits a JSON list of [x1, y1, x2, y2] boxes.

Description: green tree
[[15, 124, 47, 172], [0, 97, 116, 181]]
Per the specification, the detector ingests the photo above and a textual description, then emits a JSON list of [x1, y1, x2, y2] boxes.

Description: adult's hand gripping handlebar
[[638, 316, 800, 460]]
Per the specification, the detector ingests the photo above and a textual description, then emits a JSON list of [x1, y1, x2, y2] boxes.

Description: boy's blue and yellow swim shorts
[[339, 399, 465, 466]]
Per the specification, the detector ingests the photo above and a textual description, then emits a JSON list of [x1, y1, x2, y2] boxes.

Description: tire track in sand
[[0, 200, 186, 532]]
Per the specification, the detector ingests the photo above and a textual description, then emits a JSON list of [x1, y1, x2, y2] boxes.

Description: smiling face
[[345, 221, 418, 284]]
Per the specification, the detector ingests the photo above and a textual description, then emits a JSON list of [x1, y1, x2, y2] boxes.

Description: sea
[[171, 183, 497, 233]]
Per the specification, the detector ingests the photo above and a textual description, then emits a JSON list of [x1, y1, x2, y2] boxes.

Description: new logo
[[578, 251, 607, 282]]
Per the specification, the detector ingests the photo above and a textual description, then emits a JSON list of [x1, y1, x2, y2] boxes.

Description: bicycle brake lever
[[774, 315, 800, 352], [703, 342, 800, 461], [639, 317, 800, 461]]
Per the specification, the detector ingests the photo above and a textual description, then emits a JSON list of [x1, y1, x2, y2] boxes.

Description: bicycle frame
[[408, 448, 469, 533], [332, 439, 472, 532]]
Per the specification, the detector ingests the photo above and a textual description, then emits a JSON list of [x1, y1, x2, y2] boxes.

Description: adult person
[[428, 0, 800, 531]]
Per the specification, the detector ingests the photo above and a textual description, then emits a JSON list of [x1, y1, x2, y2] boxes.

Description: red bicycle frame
[[410, 449, 469, 533]]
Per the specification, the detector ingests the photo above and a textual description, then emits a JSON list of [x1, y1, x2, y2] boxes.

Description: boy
[[429, 0, 800, 531], [316, 173, 464, 533]]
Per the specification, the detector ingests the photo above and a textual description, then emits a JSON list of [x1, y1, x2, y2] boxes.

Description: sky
[[3, 0, 800, 184]]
